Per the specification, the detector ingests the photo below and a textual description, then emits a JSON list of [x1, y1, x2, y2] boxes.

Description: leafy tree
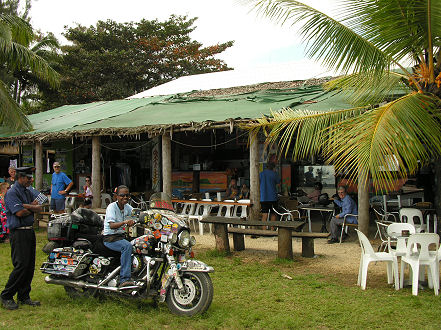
[[245, 0, 441, 233], [53, 15, 233, 105], [0, 13, 59, 131]]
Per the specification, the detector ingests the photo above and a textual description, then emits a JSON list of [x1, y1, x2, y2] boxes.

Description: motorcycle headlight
[[178, 230, 191, 248], [190, 236, 196, 247]]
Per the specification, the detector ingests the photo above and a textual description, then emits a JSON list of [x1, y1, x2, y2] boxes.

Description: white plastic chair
[[180, 201, 197, 231], [400, 233, 439, 296], [387, 222, 416, 257], [233, 199, 250, 219], [188, 199, 213, 235], [355, 229, 399, 290], [100, 193, 112, 208], [399, 208, 426, 233], [65, 196, 76, 214], [217, 200, 237, 218]]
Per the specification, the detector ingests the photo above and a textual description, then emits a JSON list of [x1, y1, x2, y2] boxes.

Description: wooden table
[[298, 204, 334, 233], [200, 216, 314, 259]]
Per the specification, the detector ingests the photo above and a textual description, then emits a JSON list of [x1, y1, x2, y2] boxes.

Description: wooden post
[[278, 227, 293, 259], [301, 237, 314, 258], [162, 134, 172, 196], [232, 233, 245, 251], [358, 169, 370, 235], [35, 141, 43, 191], [91, 136, 101, 209], [249, 134, 260, 221], [214, 223, 230, 253]]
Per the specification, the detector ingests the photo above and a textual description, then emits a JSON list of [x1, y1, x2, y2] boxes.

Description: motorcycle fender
[[179, 259, 214, 273]]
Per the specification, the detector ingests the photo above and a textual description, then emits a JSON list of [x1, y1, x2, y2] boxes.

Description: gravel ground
[[192, 220, 393, 289]]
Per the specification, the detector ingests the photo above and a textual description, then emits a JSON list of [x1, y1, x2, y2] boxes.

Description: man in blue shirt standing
[[1, 167, 42, 310], [51, 162, 73, 214], [260, 162, 280, 223], [328, 186, 358, 244]]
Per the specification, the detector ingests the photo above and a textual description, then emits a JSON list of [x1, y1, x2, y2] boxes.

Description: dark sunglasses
[[53, 165, 60, 168], [117, 193, 130, 197]]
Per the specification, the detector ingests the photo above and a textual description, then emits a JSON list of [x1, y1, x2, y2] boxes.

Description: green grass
[[1, 230, 441, 329]]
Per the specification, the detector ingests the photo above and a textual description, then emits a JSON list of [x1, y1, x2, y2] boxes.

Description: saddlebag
[[40, 246, 93, 277]]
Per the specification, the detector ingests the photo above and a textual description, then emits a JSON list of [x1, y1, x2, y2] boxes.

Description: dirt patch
[[193, 233, 393, 289]]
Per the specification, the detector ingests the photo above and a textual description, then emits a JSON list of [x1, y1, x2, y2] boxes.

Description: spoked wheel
[[64, 286, 94, 299], [166, 272, 213, 316]]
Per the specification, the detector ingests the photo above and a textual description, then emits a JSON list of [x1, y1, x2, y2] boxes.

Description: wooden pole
[[162, 134, 172, 196], [249, 134, 260, 221], [92, 136, 101, 209], [35, 141, 43, 191]]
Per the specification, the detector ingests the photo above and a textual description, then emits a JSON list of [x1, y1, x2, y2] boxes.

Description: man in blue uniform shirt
[[1, 167, 42, 310], [51, 162, 73, 214], [328, 186, 358, 244]]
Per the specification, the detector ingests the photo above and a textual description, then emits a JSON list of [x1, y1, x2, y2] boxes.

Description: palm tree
[[243, 0, 441, 234], [0, 14, 59, 131]]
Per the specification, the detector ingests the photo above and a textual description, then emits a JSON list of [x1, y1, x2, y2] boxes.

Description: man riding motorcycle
[[103, 185, 135, 287]]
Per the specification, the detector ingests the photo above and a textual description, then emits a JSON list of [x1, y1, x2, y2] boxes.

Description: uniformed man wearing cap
[[1, 167, 42, 310]]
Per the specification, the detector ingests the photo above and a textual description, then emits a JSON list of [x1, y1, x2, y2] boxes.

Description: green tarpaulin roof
[[1, 85, 358, 141]]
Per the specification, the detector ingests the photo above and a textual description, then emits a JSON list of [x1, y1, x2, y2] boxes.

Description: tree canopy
[[49, 15, 233, 105]]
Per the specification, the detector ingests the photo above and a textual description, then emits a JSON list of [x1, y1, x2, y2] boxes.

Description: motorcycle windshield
[[149, 192, 174, 211]]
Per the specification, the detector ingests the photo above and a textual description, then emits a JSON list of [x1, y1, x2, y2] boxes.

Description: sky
[[29, 0, 336, 72]]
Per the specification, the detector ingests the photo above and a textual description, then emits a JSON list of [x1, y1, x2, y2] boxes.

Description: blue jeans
[[104, 239, 132, 283]]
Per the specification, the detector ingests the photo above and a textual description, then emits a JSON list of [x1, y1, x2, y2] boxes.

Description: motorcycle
[[40, 192, 214, 316]]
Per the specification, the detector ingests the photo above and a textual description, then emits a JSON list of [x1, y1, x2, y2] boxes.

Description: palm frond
[[0, 14, 32, 46], [325, 70, 411, 106], [244, 106, 369, 160], [243, 0, 392, 75], [4, 42, 59, 88], [0, 80, 32, 131], [325, 92, 441, 191]]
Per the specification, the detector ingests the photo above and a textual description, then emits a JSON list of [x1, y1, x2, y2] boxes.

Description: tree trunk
[[35, 141, 43, 191], [434, 159, 441, 233], [249, 135, 260, 221], [162, 134, 172, 197], [91, 136, 101, 209], [357, 170, 370, 235]]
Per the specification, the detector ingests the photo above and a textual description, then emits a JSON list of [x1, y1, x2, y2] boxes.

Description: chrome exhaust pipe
[[44, 276, 120, 292]]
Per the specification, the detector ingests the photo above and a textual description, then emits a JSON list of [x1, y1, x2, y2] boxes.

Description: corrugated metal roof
[[0, 85, 354, 140]]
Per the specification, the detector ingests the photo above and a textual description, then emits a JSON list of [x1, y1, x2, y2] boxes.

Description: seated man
[[103, 185, 135, 287], [328, 186, 358, 244]]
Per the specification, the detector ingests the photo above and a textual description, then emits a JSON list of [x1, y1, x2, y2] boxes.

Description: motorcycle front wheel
[[166, 271, 213, 316]]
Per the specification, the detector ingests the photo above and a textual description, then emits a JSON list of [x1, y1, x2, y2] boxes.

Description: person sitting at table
[[307, 182, 322, 203], [239, 183, 250, 199], [225, 178, 239, 200], [83, 176, 92, 198], [328, 186, 358, 244]]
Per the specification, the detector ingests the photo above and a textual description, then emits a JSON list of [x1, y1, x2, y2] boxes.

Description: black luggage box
[[47, 215, 77, 241]]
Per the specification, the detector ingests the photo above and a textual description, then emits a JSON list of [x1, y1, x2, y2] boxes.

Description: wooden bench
[[200, 216, 329, 259]]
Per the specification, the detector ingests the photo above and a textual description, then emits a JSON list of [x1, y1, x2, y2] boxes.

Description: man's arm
[[15, 204, 42, 217]]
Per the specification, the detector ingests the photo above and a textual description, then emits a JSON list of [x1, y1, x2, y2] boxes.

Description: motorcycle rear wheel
[[64, 286, 93, 299], [166, 271, 213, 316]]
